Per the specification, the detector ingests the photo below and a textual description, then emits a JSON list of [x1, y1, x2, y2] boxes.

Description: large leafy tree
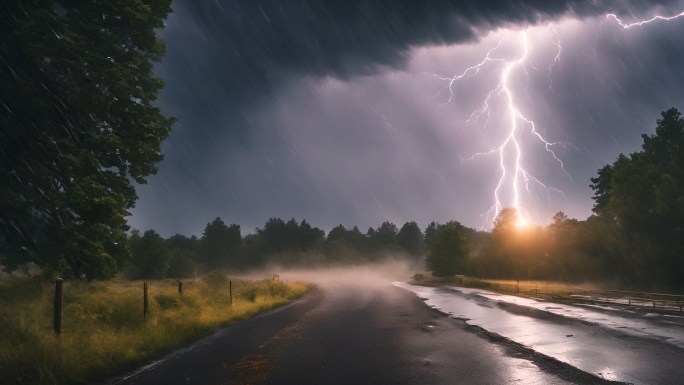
[[592, 109, 684, 232], [590, 108, 684, 288], [0, 0, 174, 278]]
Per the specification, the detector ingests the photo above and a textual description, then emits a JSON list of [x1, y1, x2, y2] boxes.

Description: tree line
[[427, 108, 684, 292], [4, 106, 683, 291], [125, 218, 432, 279], [1, 2, 682, 291]]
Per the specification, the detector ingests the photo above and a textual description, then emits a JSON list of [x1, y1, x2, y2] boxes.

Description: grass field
[[412, 274, 588, 297], [411, 275, 684, 314], [0, 273, 311, 385]]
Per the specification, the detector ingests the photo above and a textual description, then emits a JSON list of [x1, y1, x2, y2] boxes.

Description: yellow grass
[[478, 279, 577, 296], [411, 275, 581, 297], [0, 274, 311, 385]]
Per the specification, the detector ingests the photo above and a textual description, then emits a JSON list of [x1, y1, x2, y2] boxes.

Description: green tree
[[258, 218, 288, 254], [327, 225, 349, 243], [551, 211, 569, 225], [425, 221, 469, 277], [129, 229, 169, 279], [0, 0, 174, 278], [298, 220, 325, 251], [166, 234, 200, 278], [396, 221, 424, 256], [323, 225, 369, 261], [424, 221, 439, 249], [365, 227, 376, 241], [477, 208, 524, 279], [374, 221, 398, 246], [590, 165, 614, 215], [200, 218, 241, 268], [590, 108, 684, 288], [491, 208, 519, 238]]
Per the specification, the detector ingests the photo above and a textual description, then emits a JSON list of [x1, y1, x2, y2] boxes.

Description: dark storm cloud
[[170, 1, 679, 81], [154, 0, 683, 159], [131, 0, 684, 236]]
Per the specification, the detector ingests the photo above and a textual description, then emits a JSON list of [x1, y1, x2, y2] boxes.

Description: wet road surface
[[106, 282, 622, 385], [398, 283, 684, 385]]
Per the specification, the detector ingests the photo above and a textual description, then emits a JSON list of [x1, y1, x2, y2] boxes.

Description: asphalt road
[[105, 282, 623, 385]]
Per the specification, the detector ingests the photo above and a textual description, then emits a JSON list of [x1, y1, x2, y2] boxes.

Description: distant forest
[[4, 108, 684, 293], [127, 108, 684, 292], [3, 2, 682, 292]]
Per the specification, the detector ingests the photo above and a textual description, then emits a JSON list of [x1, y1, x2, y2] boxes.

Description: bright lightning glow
[[434, 30, 568, 228], [515, 217, 530, 229], [430, 8, 684, 229], [607, 10, 684, 29], [548, 28, 561, 92]]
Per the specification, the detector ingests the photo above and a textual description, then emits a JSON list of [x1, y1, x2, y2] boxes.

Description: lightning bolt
[[607, 9, 684, 28], [548, 27, 561, 92], [435, 30, 568, 228], [430, 8, 684, 229]]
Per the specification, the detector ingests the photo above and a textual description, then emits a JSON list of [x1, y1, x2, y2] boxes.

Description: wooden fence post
[[143, 282, 149, 320], [178, 281, 183, 297], [53, 278, 63, 335]]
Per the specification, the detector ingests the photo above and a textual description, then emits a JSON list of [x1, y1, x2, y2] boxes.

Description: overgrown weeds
[[0, 274, 310, 385]]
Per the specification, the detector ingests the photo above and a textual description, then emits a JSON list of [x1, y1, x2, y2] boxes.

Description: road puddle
[[396, 282, 684, 385]]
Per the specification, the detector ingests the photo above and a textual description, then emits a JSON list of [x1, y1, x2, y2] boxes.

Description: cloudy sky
[[129, 0, 684, 237]]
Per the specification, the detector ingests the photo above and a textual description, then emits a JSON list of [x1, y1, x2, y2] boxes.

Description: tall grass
[[411, 274, 578, 296], [0, 274, 310, 385]]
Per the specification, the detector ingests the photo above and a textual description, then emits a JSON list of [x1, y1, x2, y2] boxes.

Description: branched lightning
[[435, 31, 568, 227], [548, 28, 561, 92], [430, 8, 684, 228], [607, 10, 684, 28]]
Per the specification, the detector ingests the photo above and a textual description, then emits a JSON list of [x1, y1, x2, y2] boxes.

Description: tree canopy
[[590, 108, 684, 287], [0, 0, 174, 278], [397, 221, 424, 256], [425, 221, 469, 277], [200, 218, 241, 269]]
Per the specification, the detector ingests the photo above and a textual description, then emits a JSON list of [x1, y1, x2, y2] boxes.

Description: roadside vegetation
[[416, 108, 683, 293], [412, 275, 577, 295], [0, 273, 310, 385]]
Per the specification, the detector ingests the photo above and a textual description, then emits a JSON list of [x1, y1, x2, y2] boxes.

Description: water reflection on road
[[396, 282, 684, 385], [456, 287, 684, 348]]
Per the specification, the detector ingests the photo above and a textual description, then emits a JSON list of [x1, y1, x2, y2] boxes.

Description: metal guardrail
[[564, 289, 684, 313], [484, 281, 684, 314]]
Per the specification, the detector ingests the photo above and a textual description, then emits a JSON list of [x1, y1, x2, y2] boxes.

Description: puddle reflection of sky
[[395, 282, 684, 385], [453, 286, 684, 349]]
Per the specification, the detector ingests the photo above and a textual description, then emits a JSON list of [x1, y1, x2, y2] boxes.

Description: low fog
[[239, 258, 419, 289]]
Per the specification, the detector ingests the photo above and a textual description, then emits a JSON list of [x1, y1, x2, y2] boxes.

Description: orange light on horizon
[[515, 218, 530, 229]]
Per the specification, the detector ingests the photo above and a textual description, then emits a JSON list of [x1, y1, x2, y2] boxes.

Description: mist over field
[[240, 259, 418, 288], [3, 2, 684, 384]]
